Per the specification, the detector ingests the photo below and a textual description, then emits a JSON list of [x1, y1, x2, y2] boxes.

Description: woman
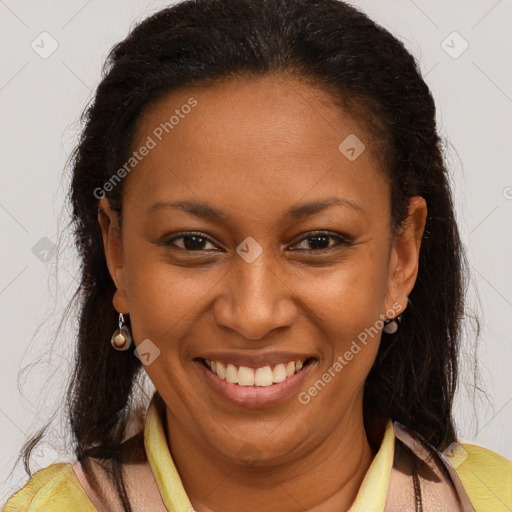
[[4, 0, 511, 510]]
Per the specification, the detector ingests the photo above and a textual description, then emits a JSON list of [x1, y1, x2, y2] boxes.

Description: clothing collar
[[144, 393, 193, 512], [143, 393, 395, 511]]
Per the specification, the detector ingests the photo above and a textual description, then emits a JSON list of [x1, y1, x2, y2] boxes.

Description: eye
[[160, 232, 219, 251], [289, 231, 352, 252], [159, 230, 353, 253]]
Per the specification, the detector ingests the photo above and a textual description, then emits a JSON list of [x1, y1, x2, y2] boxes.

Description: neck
[[164, 392, 379, 512]]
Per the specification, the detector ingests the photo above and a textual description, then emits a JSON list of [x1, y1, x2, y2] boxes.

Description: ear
[[384, 196, 427, 317], [97, 196, 129, 314]]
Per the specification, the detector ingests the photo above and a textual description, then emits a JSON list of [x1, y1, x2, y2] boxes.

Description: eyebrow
[[146, 196, 364, 223]]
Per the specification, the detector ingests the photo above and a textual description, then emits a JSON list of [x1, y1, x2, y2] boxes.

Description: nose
[[212, 253, 297, 341]]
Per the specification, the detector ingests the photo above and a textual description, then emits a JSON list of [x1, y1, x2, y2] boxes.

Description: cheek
[[299, 250, 389, 344], [300, 250, 388, 391], [121, 236, 217, 338], [119, 243, 191, 359], [121, 248, 209, 416]]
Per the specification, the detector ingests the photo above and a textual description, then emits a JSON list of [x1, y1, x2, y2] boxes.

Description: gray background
[[1, 0, 511, 503]]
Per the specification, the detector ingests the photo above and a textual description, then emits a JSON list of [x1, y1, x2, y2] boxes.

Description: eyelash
[[160, 230, 353, 253]]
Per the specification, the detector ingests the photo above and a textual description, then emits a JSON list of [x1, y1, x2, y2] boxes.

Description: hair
[[20, 0, 477, 510]]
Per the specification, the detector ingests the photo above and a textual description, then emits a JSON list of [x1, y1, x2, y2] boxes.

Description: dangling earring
[[383, 313, 402, 334], [111, 313, 132, 351]]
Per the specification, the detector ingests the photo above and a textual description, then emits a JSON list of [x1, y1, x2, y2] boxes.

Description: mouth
[[195, 356, 317, 409], [199, 358, 315, 387]]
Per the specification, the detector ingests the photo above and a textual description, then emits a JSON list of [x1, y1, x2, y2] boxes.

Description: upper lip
[[196, 351, 316, 368]]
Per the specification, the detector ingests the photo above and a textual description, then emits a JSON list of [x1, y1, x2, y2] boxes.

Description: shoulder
[[449, 442, 512, 509], [2, 463, 96, 512]]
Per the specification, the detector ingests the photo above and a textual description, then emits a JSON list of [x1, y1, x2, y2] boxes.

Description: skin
[[98, 74, 427, 512]]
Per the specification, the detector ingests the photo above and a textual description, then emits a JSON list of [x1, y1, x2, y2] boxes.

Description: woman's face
[[99, 74, 426, 465]]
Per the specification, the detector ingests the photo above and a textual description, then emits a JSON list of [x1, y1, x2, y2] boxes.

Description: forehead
[[134, 74, 377, 159], [124, 74, 389, 224]]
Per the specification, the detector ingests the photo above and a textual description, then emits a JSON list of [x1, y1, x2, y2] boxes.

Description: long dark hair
[[21, 0, 477, 510]]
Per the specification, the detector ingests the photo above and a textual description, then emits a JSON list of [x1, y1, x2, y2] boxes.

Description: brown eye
[[289, 231, 352, 252], [161, 232, 219, 251]]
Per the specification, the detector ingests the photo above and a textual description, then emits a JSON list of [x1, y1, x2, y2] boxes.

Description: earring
[[383, 313, 402, 334], [111, 313, 132, 351]]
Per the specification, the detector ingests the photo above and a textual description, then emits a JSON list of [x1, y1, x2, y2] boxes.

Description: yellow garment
[[3, 395, 512, 511], [454, 443, 512, 511]]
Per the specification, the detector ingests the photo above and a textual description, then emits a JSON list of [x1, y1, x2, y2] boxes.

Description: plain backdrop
[[1, 0, 511, 503]]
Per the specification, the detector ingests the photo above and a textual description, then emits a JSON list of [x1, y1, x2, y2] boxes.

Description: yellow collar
[[144, 394, 193, 511], [143, 394, 395, 511]]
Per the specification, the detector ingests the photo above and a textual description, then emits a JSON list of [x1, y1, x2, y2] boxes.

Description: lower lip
[[196, 359, 316, 409]]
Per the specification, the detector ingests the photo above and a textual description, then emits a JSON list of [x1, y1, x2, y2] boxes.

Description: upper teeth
[[205, 360, 305, 387]]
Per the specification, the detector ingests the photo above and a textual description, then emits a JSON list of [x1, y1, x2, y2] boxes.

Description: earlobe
[[97, 197, 129, 312]]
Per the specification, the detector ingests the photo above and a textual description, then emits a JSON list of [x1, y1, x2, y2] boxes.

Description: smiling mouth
[[199, 358, 315, 387]]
